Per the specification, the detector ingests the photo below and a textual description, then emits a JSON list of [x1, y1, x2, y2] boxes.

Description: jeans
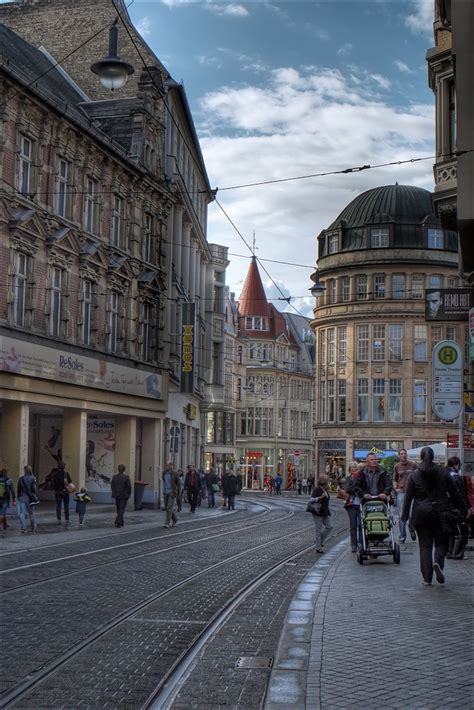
[[164, 493, 177, 526], [227, 495, 235, 510], [415, 521, 448, 583], [345, 505, 361, 549], [18, 497, 36, 531], [187, 488, 199, 512], [208, 490, 215, 508], [55, 492, 69, 521], [396, 492, 415, 540], [313, 515, 333, 549]]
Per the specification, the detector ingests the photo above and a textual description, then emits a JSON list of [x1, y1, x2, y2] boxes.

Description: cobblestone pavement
[[265, 536, 473, 710], [1, 494, 346, 708]]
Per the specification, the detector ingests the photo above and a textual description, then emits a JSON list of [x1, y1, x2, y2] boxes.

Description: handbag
[[336, 488, 349, 501], [306, 498, 322, 515], [212, 483, 220, 493], [65, 481, 76, 494]]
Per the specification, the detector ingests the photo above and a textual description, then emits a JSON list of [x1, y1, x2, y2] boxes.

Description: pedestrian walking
[[0, 468, 16, 530], [342, 462, 362, 552], [446, 456, 470, 560], [74, 488, 91, 527], [297, 478, 303, 495], [274, 473, 283, 495], [17, 465, 38, 533], [350, 453, 392, 502], [185, 465, 200, 513], [221, 470, 229, 508], [302, 476, 308, 494], [268, 476, 274, 495], [162, 461, 179, 528], [111, 464, 131, 528], [310, 474, 333, 553], [401, 447, 468, 586], [225, 471, 239, 510], [50, 461, 72, 524], [393, 448, 417, 542], [205, 468, 219, 508], [176, 469, 184, 512]]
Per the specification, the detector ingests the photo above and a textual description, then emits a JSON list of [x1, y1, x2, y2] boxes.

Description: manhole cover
[[235, 656, 274, 669]]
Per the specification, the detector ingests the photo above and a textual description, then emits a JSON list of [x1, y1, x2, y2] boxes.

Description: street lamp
[[309, 268, 326, 298], [91, 21, 134, 91]]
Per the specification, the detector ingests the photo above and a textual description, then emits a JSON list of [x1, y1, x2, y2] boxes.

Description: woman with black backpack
[[401, 447, 467, 586]]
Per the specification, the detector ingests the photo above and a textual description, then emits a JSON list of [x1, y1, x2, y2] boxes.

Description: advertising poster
[[37, 417, 63, 487], [86, 417, 115, 492]]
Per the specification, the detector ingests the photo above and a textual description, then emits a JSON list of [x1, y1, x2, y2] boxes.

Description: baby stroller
[[356, 497, 400, 565]]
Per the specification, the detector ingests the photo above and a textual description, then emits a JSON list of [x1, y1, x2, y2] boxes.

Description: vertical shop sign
[[181, 302, 195, 393]]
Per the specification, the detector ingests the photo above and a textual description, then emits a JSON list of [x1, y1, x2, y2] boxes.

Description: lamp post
[[91, 21, 134, 91], [309, 268, 326, 299]]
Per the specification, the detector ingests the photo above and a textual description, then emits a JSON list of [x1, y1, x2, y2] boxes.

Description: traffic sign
[[432, 340, 463, 421]]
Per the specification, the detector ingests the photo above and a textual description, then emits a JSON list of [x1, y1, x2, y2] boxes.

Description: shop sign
[[247, 451, 263, 458], [425, 288, 472, 321], [180, 303, 195, 394], [86, 418, 115, 492], [1, 336, 162, 399], [432, 340, 463, 420]]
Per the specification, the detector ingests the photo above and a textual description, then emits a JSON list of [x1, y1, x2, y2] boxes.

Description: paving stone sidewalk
[[266, 540, 473, 710]]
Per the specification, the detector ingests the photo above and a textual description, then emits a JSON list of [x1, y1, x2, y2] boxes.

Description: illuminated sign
[[180, 303, 195, 393]]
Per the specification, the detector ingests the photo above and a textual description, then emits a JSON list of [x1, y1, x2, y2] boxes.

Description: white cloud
[[337, 43, 353, 57], [135, 17, 152, 37], [405, 0, 433, 37], [370, 73, 391, 90], [206, 3, 249, 17], [161, 0, 193, 6], [197, 65, 434, 302], [394, 59, 413, 74]]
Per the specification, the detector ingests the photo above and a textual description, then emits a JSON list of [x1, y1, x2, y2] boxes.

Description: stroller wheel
[[393, 542, 401, 564], [356, 545, 364, 565]]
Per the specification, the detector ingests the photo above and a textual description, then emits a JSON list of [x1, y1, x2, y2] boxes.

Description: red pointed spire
[[238, 257, 270, 316]]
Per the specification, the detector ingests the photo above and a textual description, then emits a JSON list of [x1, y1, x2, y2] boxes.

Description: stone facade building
[[311, 184, 467, 474], [0, 2, 227, 501]]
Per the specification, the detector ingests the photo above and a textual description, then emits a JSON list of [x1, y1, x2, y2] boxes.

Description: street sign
[[447, 434, 473, 449], [432, 340, 463, 421]]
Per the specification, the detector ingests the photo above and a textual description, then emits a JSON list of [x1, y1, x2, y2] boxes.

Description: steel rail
[[0, 512, 320, 709]]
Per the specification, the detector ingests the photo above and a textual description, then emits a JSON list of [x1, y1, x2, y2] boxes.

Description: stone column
[[62, 409, 87, 490], [115, 416, 137, 504], [182, 221, 191, 291], [141, 418, 162, 508], [0, 401, 29, 484], [173, 206, 183, 281], [189, 237, 196, 298]]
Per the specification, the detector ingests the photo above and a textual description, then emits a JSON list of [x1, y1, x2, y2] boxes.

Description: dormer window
[[245, 316, 267, 331], [427, 228, 444, 249], [370, 228, 389, 248], [328, 234, 338, 254]]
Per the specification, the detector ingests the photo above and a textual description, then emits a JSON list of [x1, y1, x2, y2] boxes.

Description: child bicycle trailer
[[357, 498, 400, 565]]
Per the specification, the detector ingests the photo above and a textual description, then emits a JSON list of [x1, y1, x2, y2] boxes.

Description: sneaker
[[172, 520, 177, 527], [21, 529, 26, 534], [432, 563, 445, 584], [316, 548, 325, 554], [422, 581, 432, 586], [399, 537, 406, 543], [164, 524, 170, 529]]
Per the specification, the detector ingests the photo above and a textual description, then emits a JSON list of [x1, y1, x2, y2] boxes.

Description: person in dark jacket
[[310, 474, 332, 553], [225, 472, 239, 510], [0, 468, 16, 531], [401, 447, 468, 586], [162, 461, 179, 528], [221, 471, 229, 508], [185, 465, 200, 513], [50, 461, 72, 524], [17, 465, 38, 533], [445, 456, 470, 560], [111, 464, 132, 528], [350, 453, 392, 502], [205, 469, 219, 509]]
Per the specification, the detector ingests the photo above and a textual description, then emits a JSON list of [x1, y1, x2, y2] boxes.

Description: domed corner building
[[310, 183, 467, 475]]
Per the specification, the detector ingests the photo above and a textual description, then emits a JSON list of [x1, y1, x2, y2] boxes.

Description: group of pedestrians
[[312, 447, 472, 586]]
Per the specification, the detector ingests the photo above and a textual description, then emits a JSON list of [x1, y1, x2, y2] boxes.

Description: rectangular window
[[329, 280, 337, 304], [388, 324, 402, 361], [328, 328, 335, 366], [18, 135, 32, 195], [370, 227, 389, 248], [85, 178, 98, 234], [356, 324, 369, 361], [320, 381, 326, 423], [337, 379, 346, 422], [446, 326, 458, 341], [342, 276, 350, 302], [357, 274, 368, 300], [392, 274, 406, 299], [412, 274, 424, 299], [245, 316, 252, 330], [414, 379, 427, 422], [141, 302, 152, 361], [447, 277, 456, 288], [374, 274, 386, 299], [372, 324, 385, 361], [427, 228, 444, 249], [372, 378, 385, 422], [328, 380, 335, 422], [320, 330, 326, 367], [13, 252, 28, 327], [429, 275, 442, 288], [431, 325, 443, 347], [388, 379, 402, 422], [414, 325, 428, 361], [328, 234, 338, 254], [50, 267, 63, 337], [111, 196, 123, 247], [143, 213, 153, 262], [337, 326, 346, 364], [108, 292, 120, 353], [357, 379, 368, 422], [81, 279, 93, 346], [254, 316, 262, 330], [57, 158, 69, 218]]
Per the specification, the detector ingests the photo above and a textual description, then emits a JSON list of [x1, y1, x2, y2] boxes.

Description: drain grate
[[235, 656, 274, 669]]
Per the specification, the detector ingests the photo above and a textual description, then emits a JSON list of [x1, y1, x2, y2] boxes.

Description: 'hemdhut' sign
[[181, 302, 195, 394]]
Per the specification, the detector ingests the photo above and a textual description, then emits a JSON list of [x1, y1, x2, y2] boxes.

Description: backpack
[[0, 478, 9, 501]]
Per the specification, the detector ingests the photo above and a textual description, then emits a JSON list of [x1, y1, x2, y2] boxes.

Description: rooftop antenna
[[252, 231, 258, 257]]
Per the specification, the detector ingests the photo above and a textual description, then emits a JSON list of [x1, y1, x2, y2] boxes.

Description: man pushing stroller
[[347, 453, 393, 502]]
